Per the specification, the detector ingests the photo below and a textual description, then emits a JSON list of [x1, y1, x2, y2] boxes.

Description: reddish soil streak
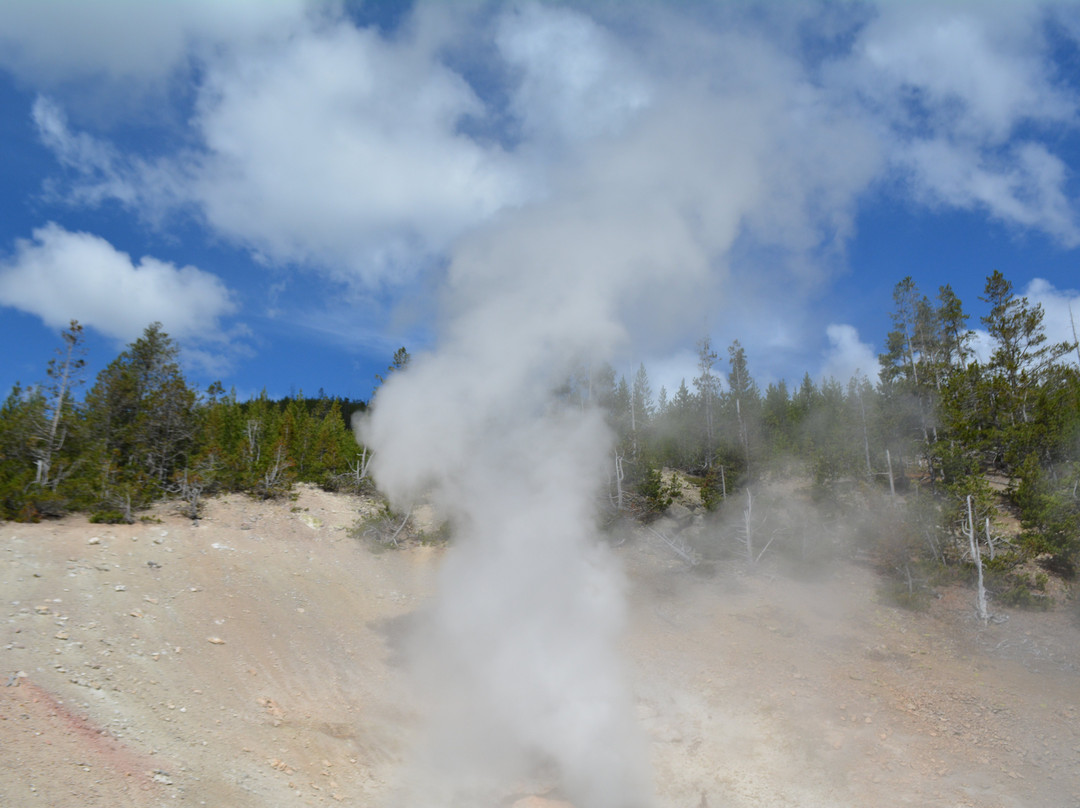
[[4, 677, 161, 786]]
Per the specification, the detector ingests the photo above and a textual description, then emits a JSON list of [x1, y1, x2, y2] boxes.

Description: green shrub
[[89, 510, 132, 524]]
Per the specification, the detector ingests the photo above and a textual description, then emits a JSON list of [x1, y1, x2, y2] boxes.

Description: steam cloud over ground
[[356, 5, 1080, 805], [357, 60, 792, 793], [360, 219, 659, 805]]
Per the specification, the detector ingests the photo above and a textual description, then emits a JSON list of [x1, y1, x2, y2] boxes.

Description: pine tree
[[936, 284, 973, 371], [981, 270, 1076, 430], [693, 337, 720, 468], [725, 340, 760, 474], [761, 379, 793, 459], [82, 323, 196, 519], [0, 385, 45, 520], [629, 363, 654, 459]]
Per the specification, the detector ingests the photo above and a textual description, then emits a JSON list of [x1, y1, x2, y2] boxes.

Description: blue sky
[[1, 0, 1080, 404]]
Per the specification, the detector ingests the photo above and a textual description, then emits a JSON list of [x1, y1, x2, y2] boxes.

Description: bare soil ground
[[2, 485, 1078, 807]]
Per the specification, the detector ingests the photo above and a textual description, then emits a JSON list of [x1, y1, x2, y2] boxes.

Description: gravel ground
[[1, 485, 1078, 807]]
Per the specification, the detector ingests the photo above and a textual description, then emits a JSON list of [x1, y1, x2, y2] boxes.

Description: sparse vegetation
[[4, 269, 1080, 613], [0, 322, 368, 523]]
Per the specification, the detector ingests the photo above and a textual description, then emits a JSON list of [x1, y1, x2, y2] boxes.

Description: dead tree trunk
[[347, 448, 371, 485], [613, 452, 625, 511], [966, 495, 989, 624], [740, 488, 775, 568], [858, 386, 872, 480], [742, 488, 754, 565]]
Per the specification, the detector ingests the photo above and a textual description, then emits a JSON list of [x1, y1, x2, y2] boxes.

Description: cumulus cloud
[[898, 139, 1077, 243], [851, 2, 1073, 140], [821, 324, 879, 384], [30, 14, 529, 285], [27, 2, 1080, 278], [837, 1, 1080, 245], [495, 3, 652, 147], [15, 1, 1080, 379], [1024, 278, 1080, 363], [0, 0, 308, 87], [0, 223, 236, 349], [184, 20, 526, 282]]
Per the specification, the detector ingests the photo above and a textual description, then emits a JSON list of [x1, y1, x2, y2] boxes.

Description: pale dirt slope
[[2, 485, 1078, 807]]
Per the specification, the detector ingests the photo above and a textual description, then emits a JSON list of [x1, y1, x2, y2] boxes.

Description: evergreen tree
[[629, 363, 654, 459], [0, 385, 45, 520], [82, 323, 196, 519], [981, 270, 1076, 435], [936, 284, 973, 371], [761, 379, 794, 459], [724, 340, 760, 474], [878, 276, 935, 446], [374, 347, 411, 385], [693, 337, 720, 468]]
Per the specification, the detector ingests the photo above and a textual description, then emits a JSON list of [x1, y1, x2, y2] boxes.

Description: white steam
[[356, 12, 873, 803], [360, 225, 655, 806], [353, 4, 1077, 806]]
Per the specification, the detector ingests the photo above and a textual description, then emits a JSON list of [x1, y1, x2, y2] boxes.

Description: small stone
[[114, 585, 126, 592], [88, 537, 101, 546], [207, 636, 225, 645]]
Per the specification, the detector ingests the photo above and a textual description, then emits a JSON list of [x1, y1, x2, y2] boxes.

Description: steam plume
[[361, 212, 657, 806], [358, 13, 874, 805]]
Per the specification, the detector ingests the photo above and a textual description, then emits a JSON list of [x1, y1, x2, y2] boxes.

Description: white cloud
[[969, 328, 995, 366], [496, 3, 652, 147], [1024, 278, 1080, 363], [30, 16, 530, 286], [0, 223, 236, 350], [898, 134, 1079, 246], [14, 1, 1080, 384], [853, 2, 1074, 141], [821, 324, 878, 384], [31, 97, 143, 207], [184, 21, 527, 283], [834, 1, 1080, 245], [0, 0, 309, 87]]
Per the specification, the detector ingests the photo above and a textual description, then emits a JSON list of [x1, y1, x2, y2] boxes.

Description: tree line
[[2, 270, 1078, 597], [0, 322, 369, 522], [585, 270, 1079, 594]]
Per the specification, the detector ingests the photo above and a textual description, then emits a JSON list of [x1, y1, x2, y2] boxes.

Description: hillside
[[1, 486, 1078, 807]]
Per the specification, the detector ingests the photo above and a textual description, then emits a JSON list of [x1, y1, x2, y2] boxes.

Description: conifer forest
[[3, 270, 1079, 606]]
